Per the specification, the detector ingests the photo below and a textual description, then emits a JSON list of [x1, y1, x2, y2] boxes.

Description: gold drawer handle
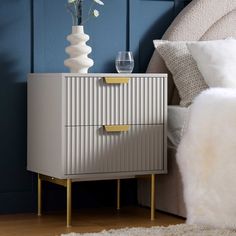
[[104, 125, 130, 132], [104, 77, 130, 84]]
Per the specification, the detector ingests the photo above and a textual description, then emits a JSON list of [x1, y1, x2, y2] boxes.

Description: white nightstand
[[27, 73, 167, 226]]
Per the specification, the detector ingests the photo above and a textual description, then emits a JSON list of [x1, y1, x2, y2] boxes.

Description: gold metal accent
[[104, 77, 130, 84], [117, 179, 120, 210], [38, 174, 72, 227], [67, 179, 72, 227], [151, 174, 156, 221], [36, 173, 157, 225], [38, 174, 42, 216], [104, 125, 130, 132], [39, 174, 67, 187]]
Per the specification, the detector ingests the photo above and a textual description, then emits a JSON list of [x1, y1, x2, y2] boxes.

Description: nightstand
[[27, 73, 167, 227]]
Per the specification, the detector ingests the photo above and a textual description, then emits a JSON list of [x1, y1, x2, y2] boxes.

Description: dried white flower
[[94, 0, 104, 5], [66, 0, 104, 25], [93, 9, 100, 17]]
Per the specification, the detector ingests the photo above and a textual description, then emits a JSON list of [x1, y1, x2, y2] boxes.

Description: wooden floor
[[0, 207, 185, 236]]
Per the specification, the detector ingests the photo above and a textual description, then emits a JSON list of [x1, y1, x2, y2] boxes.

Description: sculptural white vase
[[64, 26, 94, 73]]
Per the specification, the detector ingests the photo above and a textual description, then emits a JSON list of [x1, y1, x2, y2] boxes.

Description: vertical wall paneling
[[0, 0, 35, 213], [33, 0, 191, 73], [33, 0, 127, 73], [33, 0, 71, 72], [130, 0, 175, 72], [80, 0, 127, 73], [126, 0, 131, 51], [130, 0, 192, 72], [30, 0, 34, 73]]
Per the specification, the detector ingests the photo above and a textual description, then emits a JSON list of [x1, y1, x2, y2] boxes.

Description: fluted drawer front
[[65, 76, 166, 126], [65, 125, 164, 175]]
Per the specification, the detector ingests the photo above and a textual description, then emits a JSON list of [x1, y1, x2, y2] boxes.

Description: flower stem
[[82, 1, 95, 25], [88, 2, 95, 16], [78, 0, 83, 25], [66, 4, 76, 26], [66, 0, 102, 26]]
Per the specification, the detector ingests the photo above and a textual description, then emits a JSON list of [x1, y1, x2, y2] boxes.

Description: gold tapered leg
[[66, 179, 72, 227], [38, 174, 42, 216], [151, 174, 156, 221], [117, 179, 120, 210]]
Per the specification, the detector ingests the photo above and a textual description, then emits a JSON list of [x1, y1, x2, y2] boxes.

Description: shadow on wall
[[137, 8, 174, 72], [137, 0, 192, 73], [0, 0, 35, 214]]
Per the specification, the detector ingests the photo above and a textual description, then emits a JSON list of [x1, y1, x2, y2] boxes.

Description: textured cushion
[[155, 40, 208, 106], [187, 39, 236, 88], [146, 0, 236, 106], [146, 46, 180, 105]]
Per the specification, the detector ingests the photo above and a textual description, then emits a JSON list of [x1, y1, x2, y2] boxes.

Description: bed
[[138, 0, 236, 217]]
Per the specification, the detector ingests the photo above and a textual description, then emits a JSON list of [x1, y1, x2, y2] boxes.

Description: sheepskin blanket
[[177, 88, 236, 228]]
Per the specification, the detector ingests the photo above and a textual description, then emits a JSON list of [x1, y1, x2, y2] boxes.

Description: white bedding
[[167, 106, 189, 148]]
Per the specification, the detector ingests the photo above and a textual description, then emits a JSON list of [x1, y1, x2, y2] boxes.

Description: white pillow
[[187, 39, 236, 88]]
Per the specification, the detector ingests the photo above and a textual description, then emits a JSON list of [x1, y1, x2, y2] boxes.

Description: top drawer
[[65, 75, 167, 126]]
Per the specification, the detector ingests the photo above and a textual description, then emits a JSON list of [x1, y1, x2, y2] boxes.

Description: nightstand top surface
[[28, 73, 168, 79]]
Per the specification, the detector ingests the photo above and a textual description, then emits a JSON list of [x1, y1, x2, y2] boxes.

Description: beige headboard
[[147, 0, 236, 104]]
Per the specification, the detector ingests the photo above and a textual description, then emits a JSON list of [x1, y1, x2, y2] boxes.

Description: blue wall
[[0, 0, 191, 213], [0, 0, 35, 214]]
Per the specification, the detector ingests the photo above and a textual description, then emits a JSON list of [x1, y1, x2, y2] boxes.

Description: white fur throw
[[177, 88, 236, 228]]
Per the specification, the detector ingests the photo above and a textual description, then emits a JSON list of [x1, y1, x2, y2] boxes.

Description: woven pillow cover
[[154, 40, 208, 107]]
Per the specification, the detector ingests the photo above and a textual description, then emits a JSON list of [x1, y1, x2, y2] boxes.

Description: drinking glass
[[115, 51, 134, 73]]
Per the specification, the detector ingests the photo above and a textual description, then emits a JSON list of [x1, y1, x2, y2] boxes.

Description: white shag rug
[[61, 224, 236, 236]]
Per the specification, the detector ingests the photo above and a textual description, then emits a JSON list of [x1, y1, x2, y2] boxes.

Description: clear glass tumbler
[[115, 51, 134, 73]]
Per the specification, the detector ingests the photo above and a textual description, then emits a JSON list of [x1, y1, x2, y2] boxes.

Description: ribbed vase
[[64, 26, 94, 73]]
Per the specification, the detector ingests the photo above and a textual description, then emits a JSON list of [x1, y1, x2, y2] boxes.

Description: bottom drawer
[[65, 125, 164, 175]]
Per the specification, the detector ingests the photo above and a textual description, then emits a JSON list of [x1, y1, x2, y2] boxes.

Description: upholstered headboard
[[147, 0, 236, 104]]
